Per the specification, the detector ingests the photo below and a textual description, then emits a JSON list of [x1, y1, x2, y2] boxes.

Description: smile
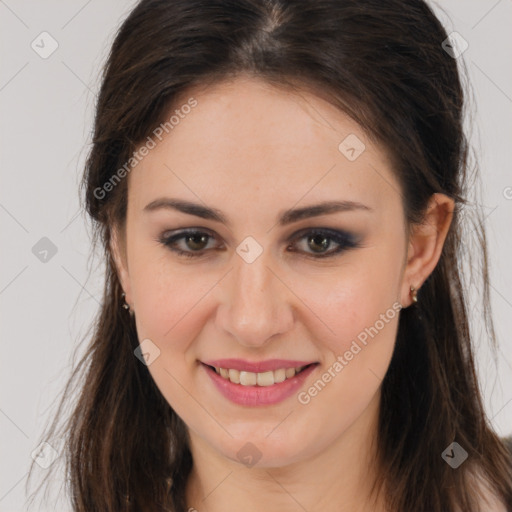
[[201, 361, 319, 406], [209, 365, 310, 386]]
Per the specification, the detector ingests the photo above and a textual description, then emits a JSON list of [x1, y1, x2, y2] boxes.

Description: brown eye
[[183, 233, 210, 251], [288, 228, 359, 259], [307, 233, 331, 253], [159, 227, 359, 260], [159, 229, 218, 258]]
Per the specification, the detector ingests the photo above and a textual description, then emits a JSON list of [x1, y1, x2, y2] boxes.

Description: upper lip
[[202, 358, 317, 373]]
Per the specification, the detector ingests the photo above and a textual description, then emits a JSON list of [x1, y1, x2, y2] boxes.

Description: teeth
[[213, 365, 307, 386], [257, 371, 274, 387], [239, 371, 257, 386], [228, 368, 240, 384], [274, 368, 286, 383]]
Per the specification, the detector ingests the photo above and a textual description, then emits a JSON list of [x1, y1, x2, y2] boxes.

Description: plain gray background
[[1, 1, 511, 510]]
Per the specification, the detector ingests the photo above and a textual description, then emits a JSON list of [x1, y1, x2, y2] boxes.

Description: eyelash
[[157, 228, 360, 260]]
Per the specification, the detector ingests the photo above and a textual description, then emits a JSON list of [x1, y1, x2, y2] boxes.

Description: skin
[[111, 75, 454, 512]]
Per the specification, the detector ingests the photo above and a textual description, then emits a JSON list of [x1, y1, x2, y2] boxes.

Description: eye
[[286, 228, 360, 259], [158, 229, 219, 258], [158, 228, 360, 259]]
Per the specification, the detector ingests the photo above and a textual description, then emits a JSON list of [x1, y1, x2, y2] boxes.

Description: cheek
[[130, 228, 404, 357], [129, 259, 215, 418], [292, 252, 402, 357], [131, 261, 210, 346], [125, 230, 211, 337], [294, 267, 401, 444]]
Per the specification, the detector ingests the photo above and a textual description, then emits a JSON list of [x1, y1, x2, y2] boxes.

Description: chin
[[211, 429, 314, 469]]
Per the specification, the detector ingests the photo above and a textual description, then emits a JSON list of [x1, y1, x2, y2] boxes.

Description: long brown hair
[[26, 1, 512, 511]]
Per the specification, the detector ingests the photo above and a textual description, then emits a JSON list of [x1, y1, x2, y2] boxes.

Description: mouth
[[200, 360, 320, 406], [203, 362, 317, 386]]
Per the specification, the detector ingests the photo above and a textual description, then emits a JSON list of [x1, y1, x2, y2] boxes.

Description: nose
[[214, 248, 294, 348]]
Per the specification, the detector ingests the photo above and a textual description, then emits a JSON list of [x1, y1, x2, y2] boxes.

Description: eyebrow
[[143, 198, 373, 227]]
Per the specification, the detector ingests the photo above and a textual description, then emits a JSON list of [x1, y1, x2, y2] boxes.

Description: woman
[[27, 0, 512, 511]]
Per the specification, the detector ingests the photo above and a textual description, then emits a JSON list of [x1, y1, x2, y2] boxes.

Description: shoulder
[[476, 484, 507, 512], [465, 443, 510, 512]]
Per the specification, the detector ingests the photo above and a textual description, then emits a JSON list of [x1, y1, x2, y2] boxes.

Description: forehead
[[166, 76, 366, 158], [127, 76, 400, 218]]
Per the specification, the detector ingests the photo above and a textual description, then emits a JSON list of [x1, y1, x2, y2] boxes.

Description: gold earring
[[410, 285, 418, 303], [121, 292, 129, 309], [121, 292, 134, 316]]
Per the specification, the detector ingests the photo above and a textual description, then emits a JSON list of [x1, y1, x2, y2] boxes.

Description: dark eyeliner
[[158, 229, 216, 259], [158, 228, 360, 259], [286, 227, 360, 259]]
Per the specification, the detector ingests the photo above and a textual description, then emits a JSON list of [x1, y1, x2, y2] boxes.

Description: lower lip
[[201, 362, 318, 406]]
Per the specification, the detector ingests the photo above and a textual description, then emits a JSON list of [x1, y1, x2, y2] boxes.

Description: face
[[112, 76, 430, 468]]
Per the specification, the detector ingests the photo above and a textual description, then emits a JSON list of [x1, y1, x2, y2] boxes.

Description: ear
[[401, 193, 454, 307], [110, 224, 132, 305]]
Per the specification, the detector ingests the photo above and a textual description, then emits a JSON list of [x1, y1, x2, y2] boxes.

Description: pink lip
[[202, 358, 316, 373], [201, 362, 319, 406]]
